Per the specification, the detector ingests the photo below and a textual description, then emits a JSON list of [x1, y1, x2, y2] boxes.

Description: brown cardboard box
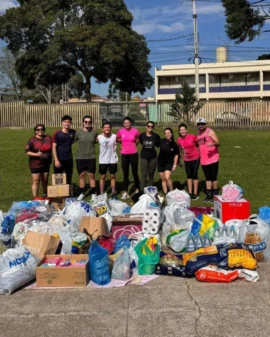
[[52, 173, 67, 185], [22, 232, 61, 259], [50, 197, 66, 211], [36, 254, 89, 287], [79, 217, 109, 240], [47, 184, 73, 198]]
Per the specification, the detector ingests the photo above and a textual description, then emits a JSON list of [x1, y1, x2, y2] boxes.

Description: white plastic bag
[[144, 186, 158, 198], [164, 202, 195, 229], [0, 247, 40, 294], [167, 229, 189, 252], [239, 215, 270, 261], [222, 181, 244, 201], [93, 193, 110, 216], [108, 199, 131, 216], [166, 189, 191, 207], [64, 201, 96, 232], [112, 248, 130, 280], [130, 194, 157, 214]]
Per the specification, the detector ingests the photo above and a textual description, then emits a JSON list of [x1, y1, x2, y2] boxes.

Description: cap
[[196, 117, 206, 124]]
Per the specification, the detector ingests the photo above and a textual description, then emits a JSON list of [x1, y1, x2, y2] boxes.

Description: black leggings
[[121, 153, 140, 191], [185, 159, 200, 180], [54, 158, 73, 184], [202, 161, 219, 182]]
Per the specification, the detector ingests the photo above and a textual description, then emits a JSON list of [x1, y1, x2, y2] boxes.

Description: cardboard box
[[47, 184, 73, 198], [50, 197, 66, 211], [79, 217, 109, 240], [112, 215, 143, 241], [36, 254, 89, 287], [22, 232, 61, 259], [214, 195, 250, 223], [52, 173, 67, 185]]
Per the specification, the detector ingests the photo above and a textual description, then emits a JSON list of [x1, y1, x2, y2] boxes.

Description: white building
[[155, 55, 270, 101]]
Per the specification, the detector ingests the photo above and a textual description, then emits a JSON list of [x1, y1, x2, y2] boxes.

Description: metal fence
[[2, 100, 270, 129]]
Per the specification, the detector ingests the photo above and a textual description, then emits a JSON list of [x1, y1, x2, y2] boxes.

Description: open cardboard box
[[36, 254, 89, 288]]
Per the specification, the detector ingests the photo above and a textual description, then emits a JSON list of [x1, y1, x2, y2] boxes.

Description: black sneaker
[[204, 194, 212, 203], [191, 194, 199, 200]]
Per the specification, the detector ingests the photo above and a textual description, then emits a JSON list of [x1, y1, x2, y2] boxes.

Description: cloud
[[134, 22, 185, 35], [0, 0, 18, 12]]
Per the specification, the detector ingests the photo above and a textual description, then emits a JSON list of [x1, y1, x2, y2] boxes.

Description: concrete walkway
[[1, 263, 270, 337]]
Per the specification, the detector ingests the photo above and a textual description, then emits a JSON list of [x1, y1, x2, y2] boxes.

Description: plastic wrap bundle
[[222, 181, 244, 202], [0, 247, 40, 294], [108, 199, 131, 216], [164, 202, 195, 229], [64, 201, 96, 232], [143, 208, 161, 235], [166, 189, 191, 207]]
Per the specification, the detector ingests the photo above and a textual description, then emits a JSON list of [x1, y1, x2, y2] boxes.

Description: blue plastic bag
[[258, 206, 270, 225], [114, 235, 131, 253], [89, 240, 110, 285]]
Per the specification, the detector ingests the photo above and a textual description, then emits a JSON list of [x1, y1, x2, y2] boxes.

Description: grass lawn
[[0, 126, 269, 213]]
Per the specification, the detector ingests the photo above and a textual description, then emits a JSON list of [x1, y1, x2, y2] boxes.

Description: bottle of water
[[203, 233, 212, 247], [228, 225, 238, 243], [194, 234, 204, 249], [186, 234, 196, 252], [221, 226, 228, 243]]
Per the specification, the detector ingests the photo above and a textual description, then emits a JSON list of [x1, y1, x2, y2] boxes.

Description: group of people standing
[[25, 115, 220, 203]]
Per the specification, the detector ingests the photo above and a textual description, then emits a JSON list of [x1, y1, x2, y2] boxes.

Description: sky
[[1, 0, 270, 98]]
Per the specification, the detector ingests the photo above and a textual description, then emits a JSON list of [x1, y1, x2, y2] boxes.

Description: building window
[[158, 75, 205, 88], [209, 73, 259, 87]]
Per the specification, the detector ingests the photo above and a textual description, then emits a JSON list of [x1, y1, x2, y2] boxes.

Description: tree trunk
[[84, 74, 92, 102]]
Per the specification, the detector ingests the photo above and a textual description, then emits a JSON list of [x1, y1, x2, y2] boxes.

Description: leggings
[[202, 161, 219, 182], [121, 153, 140, 191], [54, 158, 73, 184], [140, 157, 157, 191], [185, 159, 200, 180]]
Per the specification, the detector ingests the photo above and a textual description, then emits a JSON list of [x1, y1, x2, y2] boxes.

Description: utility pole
[[192, 0, 199, 99]]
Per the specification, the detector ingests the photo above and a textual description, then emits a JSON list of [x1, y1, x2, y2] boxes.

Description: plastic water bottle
[[203, 234, 212, 247], [228, 225, 238, 243], [221, 226, 228, 243], [186, 234, 196, 252], [194, 234, 204, 249]]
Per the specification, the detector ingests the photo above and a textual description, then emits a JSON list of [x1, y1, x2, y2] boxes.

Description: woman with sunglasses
[[138, 121, 160, 191], [25, 124, 52, 198], [177, 123, 200, 200], [158, 128, 179, 195], [196, 117, 220, 203]]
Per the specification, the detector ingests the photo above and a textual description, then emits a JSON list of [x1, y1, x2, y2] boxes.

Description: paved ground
[[1, 263, 270, 337]]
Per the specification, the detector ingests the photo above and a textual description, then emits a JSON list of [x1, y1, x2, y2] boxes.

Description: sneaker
[[191, 194, 199, 200], [203, 194, 212, 203], [121, 192, 130, 200], [77, 193, 85, 201], [135, 189, 140, 194], [111, 193, 117, 199]]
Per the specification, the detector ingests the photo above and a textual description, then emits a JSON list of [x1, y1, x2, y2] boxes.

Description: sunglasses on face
[[36, 128, 44, 131], [197, 123, 206, 126], [147, 125, 154, 128], [84, 121, 92, 124]]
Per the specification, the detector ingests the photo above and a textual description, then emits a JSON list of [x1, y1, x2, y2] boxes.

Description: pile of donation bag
[[1, 177, 269, 294]]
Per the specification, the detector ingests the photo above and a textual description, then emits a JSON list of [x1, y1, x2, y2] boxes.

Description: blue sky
[[2, 0, 270, 98]]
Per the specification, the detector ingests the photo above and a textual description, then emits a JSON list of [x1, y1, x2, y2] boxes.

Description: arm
[[172, 154, 179, 172], [116, 130, 122, 143], [25, 140, 44, 158], [208, 130, 220, 147], [177, 144, 183, 168], [135, 129, 140, 145], [52, 142, 61, 167]]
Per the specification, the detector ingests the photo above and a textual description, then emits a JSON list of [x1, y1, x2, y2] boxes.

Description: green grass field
[[0, 126, 269, 213]]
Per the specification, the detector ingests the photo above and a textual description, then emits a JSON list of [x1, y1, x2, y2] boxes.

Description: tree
[[107, 82, 131, 101], [0, 47, 25, 100], [67, 73, 84, 99], [0, 0, 154, 102], [167, 80, 203, 124], [222, 0, 269, 43], [258, 54, 270, 60]]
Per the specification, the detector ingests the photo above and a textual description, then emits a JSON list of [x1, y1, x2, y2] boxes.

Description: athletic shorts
[[30, 164, 50, 174], [76, 159, 96, 174], [202, 161, 219, 181], [184, 159, 200, 180], [157, 162, 174, 173], [99, 163, 117, 175]]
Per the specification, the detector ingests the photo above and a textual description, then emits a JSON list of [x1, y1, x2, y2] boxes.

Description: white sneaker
[[121, 192, 130, 200], [77, 193, 85, 201], [135, 189, 140, 194]]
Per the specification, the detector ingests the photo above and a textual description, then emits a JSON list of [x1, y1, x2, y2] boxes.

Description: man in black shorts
[[74, 115, 97, 200], [52, 115, 76, 184]]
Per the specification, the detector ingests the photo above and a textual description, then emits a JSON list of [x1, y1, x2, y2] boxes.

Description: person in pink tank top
[[196, 117, 220, 203], [177, 123, 200, 200], [116, 117, 140, 199]]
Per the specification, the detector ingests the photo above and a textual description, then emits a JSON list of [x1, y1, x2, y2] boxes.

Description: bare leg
[[165, 170, 173, 191], [110, 174, 116, 193], [206, 180, 212, 190], [159, 172, 167, 194], [32, 173, 40, 198], [212, 180, 218, 190], [100, 174, 106, 194], [88, 172, 96, 189], [40, 172, 49, 195], [79, 171, 86, 189]]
